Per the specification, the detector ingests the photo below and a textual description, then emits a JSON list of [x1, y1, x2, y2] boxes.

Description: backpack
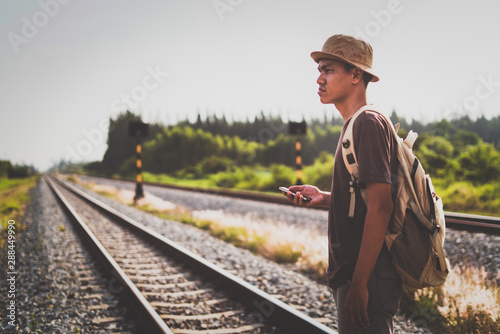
[[341, 105, 450, 289]]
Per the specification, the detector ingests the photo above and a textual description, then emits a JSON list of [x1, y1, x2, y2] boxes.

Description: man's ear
[[352, 68, 363, 84]]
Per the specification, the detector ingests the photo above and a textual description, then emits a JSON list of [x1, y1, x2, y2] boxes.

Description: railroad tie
[[161, 309, 244, 321], [87, 304, 116, 310], [142, 289, 208, 298], [128, 273, 184, 281], [313, 317, 334, 324], [92, 316, 124, 324], [135, 281, 196, 290], [171, 323, 266, 334], [151, 298, 228, 309]]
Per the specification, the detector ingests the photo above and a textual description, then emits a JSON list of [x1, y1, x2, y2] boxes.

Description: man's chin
[[319, 97, 333, 104]]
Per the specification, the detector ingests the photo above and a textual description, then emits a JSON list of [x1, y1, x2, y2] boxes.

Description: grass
[[142, 171, 216, 189], [98, 168, 500, 217], [135, 204, 273, 258], [272, 243, 302, 264], [74, 176, 323, 271], [433, 179, 500, 217], [0, 175, 39, 247], [407, 265, 500, 333], [127, 171, 283, 198]]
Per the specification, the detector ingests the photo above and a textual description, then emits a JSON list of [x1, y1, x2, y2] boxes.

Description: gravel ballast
[[0, 179, 137, 333], [3, 175, 499, 333], [72, 176, 457, 334]]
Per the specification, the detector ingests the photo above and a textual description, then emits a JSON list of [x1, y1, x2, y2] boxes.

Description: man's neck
[[335, 91, 368, 122]]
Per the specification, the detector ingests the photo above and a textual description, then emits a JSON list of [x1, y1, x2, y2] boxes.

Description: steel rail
[[77, 174, 500, 235], [81, 174, 294, 206], [443, 211, 500, 235], [51, 175, 338, 334], [45, 175, 174, 334]]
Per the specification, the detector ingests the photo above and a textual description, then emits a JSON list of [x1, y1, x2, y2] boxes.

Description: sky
[[1, 0, 500, 171]]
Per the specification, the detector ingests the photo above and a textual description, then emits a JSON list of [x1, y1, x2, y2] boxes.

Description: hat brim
[[310, 51, 380, 82]]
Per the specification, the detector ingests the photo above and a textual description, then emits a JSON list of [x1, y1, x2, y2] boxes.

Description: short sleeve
[[354, 112, 392, 185]]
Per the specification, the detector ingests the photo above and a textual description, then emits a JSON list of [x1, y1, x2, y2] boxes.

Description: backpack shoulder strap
[[341, 105, 396, 217]]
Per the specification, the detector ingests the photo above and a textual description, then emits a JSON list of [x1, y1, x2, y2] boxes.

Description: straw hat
[[311, 34, 379, 82]]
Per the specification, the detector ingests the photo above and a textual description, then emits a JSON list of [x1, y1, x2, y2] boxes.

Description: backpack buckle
[[349, 180, 356, 192]]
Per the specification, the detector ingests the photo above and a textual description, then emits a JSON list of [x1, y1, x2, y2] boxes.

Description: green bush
[[449, 129, 480, 156], [455, 141, 500, 184], [264, 164, 295, 190], [409, 286, 500, 334], [303, 151, 334, 190], [272, 244, 302, 264], [436, 181, 500, 215], [139, 126, 263, 175], [176, 155, 237, 179], [175, 165, 202, 179], [210, 166, 258, 189], [478, 183, 500, 213], [415, 136, 454, 177], [439, 182, 481, 213], [443, 303, 500, 334], [198, 156, 235, 175], [407, 287, 446, 329], [211, 226, 248, 246], [116, 158, 135, 178]]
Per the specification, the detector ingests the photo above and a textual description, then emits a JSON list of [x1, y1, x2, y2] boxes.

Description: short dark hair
[[341, 62, 372, 88]]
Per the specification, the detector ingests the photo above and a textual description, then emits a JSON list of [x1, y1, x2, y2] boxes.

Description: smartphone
[[279, 187, 311, 202]]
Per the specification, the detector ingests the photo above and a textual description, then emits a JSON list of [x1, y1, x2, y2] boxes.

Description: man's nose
[[317, 73, 325, 85]]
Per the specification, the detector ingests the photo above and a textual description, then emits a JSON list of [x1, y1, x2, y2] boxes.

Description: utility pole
[[128, 121, 149, 204], [288, 121, 307, 185]]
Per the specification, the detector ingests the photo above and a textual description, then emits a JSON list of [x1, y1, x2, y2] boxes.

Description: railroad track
[[45, 175, 337, 334], [443, 211, 500, 235], [49, 219, 138, 333], [78, 174, 500, 235]]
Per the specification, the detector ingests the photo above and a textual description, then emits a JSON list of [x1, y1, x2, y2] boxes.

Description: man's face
[[316, 59, 353, 105]]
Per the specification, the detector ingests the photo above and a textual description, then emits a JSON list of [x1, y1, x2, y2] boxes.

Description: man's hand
[[286, 185, 330, 208], [344, 282, 370, 330]]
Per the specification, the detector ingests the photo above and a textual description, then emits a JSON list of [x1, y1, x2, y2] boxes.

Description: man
[[286, 34, 402, 333]]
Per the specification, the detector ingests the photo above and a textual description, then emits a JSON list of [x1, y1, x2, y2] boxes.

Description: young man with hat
[[285, 34, 402, 333]]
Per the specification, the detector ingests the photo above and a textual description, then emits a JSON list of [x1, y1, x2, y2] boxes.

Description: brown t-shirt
[[327, 110, 398, 289]]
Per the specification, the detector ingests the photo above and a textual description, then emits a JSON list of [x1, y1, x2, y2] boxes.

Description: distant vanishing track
[[81, 174, 500, 235], [46, 174, 337, 334]]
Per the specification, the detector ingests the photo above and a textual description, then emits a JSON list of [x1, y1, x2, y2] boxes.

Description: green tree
[[0, 160, 11, 179], [303, 151, 334, 190], [101, 111, 142, 176], [448, 129, 480, 156], [415, 136, 454, 177], [432, 119, 454, 137], [455, 141, 500, 184]]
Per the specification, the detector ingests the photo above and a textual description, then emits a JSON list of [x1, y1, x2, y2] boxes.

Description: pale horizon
[[1, 0, 499, 171]]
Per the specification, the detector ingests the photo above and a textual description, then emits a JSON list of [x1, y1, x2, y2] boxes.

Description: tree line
[[0, 160, 36, 179], [81, 110, 500, 187]]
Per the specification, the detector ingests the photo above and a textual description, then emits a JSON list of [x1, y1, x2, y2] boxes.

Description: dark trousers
[[333, 253, 402, 334]]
